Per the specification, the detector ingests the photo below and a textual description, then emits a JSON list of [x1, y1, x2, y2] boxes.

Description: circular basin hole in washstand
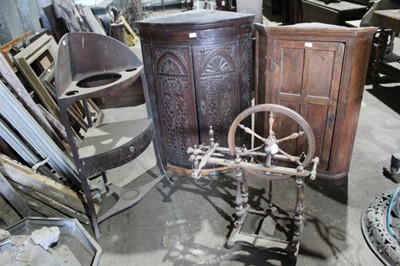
[[77, 73, 122, 88]]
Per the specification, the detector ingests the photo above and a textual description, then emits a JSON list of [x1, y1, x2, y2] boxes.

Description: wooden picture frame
[[14, 34, 60, 119]]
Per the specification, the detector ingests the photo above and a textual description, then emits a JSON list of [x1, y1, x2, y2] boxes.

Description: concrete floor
[[94, 7, 400, 266]]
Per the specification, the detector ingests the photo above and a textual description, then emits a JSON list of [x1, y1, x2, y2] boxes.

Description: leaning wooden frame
[[0, 31, 32, 70], [11, 35, 102, 152], [13, 34, 60, 119]]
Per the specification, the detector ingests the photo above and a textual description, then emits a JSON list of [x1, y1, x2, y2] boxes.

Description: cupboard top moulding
[[254, 23, 376, 179], [136, 10, 254, 171], [136, 10, 254, 45]]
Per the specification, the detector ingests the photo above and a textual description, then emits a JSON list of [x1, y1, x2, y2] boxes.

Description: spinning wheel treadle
[[187, 103, 320, 257]]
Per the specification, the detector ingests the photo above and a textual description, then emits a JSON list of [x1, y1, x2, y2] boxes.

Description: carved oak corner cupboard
[[254, 23, 376, 179], [137, 10, 254, 171]]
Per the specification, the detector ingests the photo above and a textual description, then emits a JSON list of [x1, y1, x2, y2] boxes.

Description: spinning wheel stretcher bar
[[200, 157, 312, 178]]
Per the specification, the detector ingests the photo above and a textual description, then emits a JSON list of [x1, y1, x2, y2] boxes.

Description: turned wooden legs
[[293, 176, 305, 241]]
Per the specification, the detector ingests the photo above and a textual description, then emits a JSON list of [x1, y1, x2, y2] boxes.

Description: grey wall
[[0, 0, 182, 44], [0, 0, 52, 44], [113, 0, 182, 11], [0, 0, 25, 44]]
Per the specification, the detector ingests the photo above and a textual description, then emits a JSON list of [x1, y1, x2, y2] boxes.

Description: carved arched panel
[[193, 43, 240, 146], [154, 47, 198, 167]]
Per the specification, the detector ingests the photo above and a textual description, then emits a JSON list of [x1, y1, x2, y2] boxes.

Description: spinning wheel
[[187, 103, 320, 257], [227, 103, 317, 179]]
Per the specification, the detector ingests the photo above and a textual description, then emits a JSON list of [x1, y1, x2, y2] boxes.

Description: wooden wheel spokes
[[266, 111, 278, 161], [277, 131, 305, 144], [228, 104, 316, 168], [268, 111, 275, 139], [276, 131, 306, 165], [238, 124, 266, 142], [236, 109, 310, 167]]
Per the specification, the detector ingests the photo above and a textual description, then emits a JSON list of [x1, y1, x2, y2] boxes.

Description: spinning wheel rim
[[227, 104, 316, 168]]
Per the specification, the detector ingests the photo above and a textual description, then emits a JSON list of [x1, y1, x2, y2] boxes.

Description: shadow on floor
[[307, 177, 348, 205], [367, 84, 400, 115], [98, 166, 350, 265]]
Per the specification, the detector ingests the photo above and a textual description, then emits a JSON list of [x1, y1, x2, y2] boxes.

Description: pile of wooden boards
[[0, 1, 104, 227], [0, 33, 95, 226], [0, 154, 98, 227]]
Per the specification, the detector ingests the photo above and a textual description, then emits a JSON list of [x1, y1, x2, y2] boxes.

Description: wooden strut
[[0, 31, 32, 69], [0, 172, 34, 218], [293, 175, 305, 242], [0, 154, 97, 223], [0, 81, 79, 182], [0, 53, 54, 138]]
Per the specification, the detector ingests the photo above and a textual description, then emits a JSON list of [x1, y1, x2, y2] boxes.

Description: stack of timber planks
[[0, 154, 99, 226]]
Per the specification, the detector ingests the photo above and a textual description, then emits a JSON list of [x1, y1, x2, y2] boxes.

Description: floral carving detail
[[205, 55, 233, 74]]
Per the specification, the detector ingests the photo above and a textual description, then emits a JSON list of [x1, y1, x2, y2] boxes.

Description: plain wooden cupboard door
[[270, 40, 345, 171]]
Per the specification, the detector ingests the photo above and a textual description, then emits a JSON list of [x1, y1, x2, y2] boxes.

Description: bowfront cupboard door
[[153, 46, 199, 168], [193, 42, 241, 147], [269, 40, 345, 171]]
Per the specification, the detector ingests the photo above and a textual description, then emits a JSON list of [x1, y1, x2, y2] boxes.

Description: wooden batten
[[0, 196, 21, 226], [0, 172, 34, 217], [8, 179, 90, 224], [0, 154, 100, 215]]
